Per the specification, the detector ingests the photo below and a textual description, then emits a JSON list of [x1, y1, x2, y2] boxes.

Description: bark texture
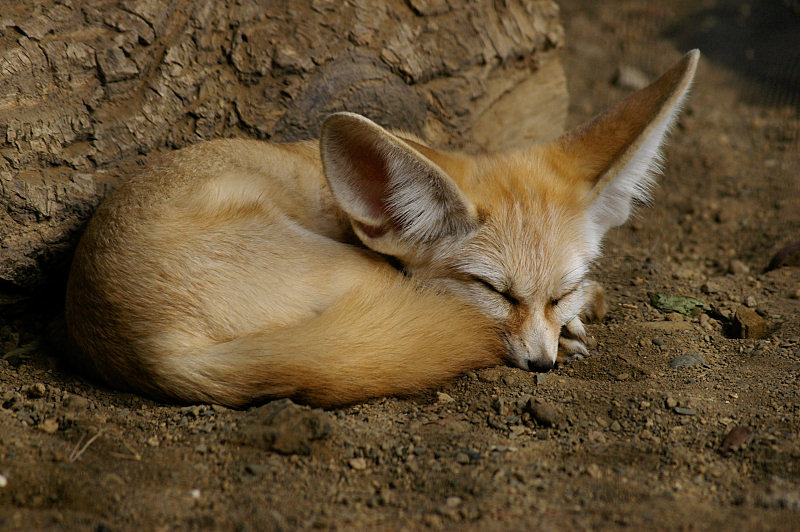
[[0, 0, 567, 293]]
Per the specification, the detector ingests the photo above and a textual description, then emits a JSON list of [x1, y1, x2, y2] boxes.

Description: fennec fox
[[65, 51, 699, 407]]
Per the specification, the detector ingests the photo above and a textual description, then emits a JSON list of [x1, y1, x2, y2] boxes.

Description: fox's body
[[66, 51, 699, 407]]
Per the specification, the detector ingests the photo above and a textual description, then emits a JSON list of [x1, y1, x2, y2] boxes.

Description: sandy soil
[[1, 0, 799, 530]]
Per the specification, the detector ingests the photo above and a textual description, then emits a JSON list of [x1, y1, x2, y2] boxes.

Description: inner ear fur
[[320, 112, 478, 246]]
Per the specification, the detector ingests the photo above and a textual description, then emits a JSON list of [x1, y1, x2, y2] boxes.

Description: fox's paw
[[580, 280, 607, 323], [557, 281, 606, 364], [557, 316, 594, 363]]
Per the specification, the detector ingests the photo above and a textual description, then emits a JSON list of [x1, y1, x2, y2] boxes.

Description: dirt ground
[[2, 0, 799, 530]]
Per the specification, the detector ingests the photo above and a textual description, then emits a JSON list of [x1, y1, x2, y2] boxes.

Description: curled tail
[[157, 278, 505, 407]]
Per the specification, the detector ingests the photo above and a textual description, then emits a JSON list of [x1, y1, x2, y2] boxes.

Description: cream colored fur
[[65, 51, 699, 407]]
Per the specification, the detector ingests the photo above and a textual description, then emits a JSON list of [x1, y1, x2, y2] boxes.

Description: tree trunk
[[0, 0, 566, 294]]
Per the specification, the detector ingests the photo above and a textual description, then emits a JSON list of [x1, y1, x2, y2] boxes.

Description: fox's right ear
[[320, 113, 477, 257], [551, 50, 699, 242]]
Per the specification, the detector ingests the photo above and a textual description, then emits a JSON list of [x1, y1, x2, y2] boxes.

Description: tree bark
[[0, 0, 566, 294]]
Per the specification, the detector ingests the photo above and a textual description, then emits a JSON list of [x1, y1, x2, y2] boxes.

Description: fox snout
[[504, 326, 561, 373]]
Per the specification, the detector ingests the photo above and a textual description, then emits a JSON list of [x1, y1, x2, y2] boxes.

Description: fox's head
[[320, 51, 699, 371]]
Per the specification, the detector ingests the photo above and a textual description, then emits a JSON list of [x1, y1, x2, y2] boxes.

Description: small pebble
[[492, 397, 507, 415], [665, 397, 678, 409], [528, 403, 559, 428], [348, 457, 367, 470], [744, 295, 757, 308], [0, 474, 6, 488], [39, 418, 59, 434], [613, 64, 650, 90], [669, 353, 705, 370], [446, 496, 462, 507], [436, 392, 454, 403], [615, 373, 630, 381], [516, 394, 533, 411], [25, 383, 46, 399], [674, 407, 696, 416], [720, 426, 752, 452], [652, 338, 664, 347], [63, 394, 89, 411], [701, 280, 721, 294], [190, 489, 201, 500], [455, 452, 470, 464], [729, 259, 750, 275], [244, 464, 269, 475]]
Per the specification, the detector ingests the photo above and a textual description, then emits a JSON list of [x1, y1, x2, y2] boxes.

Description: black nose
[[528, 359, 555, 372]]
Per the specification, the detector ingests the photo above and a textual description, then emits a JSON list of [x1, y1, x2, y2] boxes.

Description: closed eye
[[551, 285, 580, 308], [471, 276, 519, 306]]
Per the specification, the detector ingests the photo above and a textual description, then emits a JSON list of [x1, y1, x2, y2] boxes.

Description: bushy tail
[[158, 278, 505, 407]]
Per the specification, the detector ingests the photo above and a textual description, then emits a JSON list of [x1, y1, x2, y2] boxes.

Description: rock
[[728, 259, 750, 275], [527, 401, 558, 428], [237, 399, 332, 455], [25, 383, 46, 399], [348, 457, 367, 470], [63, 394, 89, 411], [492, 397, 508, 415], [445, 496, 462, 507], [39, 418, 59, 434], [720, 426, 752, 452], [665, 396, 678, 409], [732, 306, 769, 339], [744, 295, 758, 308], [244, 464, 270, 476], [674, 407, 696, 416], [436, 392, 455, 403], [516, 394, 533, 412], [613, 64, 650, 90], [766, 239, 800, 271], [652, 338, 665, 347], [378, 488, 394, 506], [669, 353, 705, 370], [701, 280, 722, 294]]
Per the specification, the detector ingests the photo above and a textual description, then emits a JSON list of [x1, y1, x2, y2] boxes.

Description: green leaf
[[647, 292, 708, 316]]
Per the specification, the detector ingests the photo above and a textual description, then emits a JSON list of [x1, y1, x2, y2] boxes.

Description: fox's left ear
[[552, 50, 699, 240]]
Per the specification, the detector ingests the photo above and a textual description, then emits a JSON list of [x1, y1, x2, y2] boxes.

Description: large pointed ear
[[320, 112, 478, 255], [554, 50, 699, 239]]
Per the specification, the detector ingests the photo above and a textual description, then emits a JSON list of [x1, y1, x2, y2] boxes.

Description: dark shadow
[[666, 0, 800, 110]]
